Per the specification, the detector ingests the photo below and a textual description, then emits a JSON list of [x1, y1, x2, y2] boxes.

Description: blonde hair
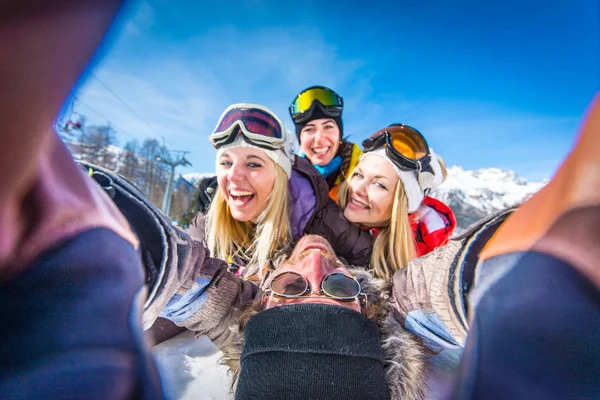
[[206, 165, 291, 278], [339, 178, 417, 280]]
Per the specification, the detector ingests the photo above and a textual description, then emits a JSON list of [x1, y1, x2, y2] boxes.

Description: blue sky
[[65, 0, 599, 181]]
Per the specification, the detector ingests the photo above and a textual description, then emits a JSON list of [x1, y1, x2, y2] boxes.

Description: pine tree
[[170, 177, 197, 225], [77, 124, 117, 169], [120, 140, 140, 181]]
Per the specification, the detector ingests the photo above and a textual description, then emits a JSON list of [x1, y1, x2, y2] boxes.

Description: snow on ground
[[153, 331, 231, 400]]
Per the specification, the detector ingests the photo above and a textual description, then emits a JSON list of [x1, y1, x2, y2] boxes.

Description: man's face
[[263, 235, 362, 313]]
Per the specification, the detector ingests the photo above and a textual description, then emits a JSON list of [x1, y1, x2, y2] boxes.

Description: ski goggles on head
[[209, 104, 286, 151], [289, 86, 344, 123], [362, 124, 432, 172], [265, 271, 367, 307]]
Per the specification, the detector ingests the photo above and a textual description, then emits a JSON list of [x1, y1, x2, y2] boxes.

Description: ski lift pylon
[[61, 95, 83, 131]]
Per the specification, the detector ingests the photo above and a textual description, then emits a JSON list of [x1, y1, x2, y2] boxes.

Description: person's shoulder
[[293, 155, 314, 173], [291, 156, 330, 204], [188, 212, 207, 241], [349, 141, 362, 153], [190, 212, 207, 227]]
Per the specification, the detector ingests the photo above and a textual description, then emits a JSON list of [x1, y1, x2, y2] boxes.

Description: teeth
[[230, 190, 254, 196], [312, 147, 330, 154], [351, 198, 369, 209]]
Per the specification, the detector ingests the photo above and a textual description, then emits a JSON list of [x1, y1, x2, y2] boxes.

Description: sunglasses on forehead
[[265, 271, 368, 309]]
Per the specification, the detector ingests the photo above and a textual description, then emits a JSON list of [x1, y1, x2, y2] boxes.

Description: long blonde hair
[[206, 165, 291, 278], [339, 179, 416, 280]]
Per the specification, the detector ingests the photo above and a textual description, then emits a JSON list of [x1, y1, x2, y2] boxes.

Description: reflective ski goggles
[[209, 104, 286, 151], [265, 271, 367, 305], [362, 124, 432, 172], [289, 86, 343, 123]]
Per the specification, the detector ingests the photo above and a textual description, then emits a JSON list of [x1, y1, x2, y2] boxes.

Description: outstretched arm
[[388, 208, 515, 352], [82, 162, 261, 348], [0, 2, 164, 398], [453, 94, 600, 399]]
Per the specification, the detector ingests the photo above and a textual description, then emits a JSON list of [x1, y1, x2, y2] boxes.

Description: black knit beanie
[[294, 104, 344, 141], [236, 304, 390, 400]]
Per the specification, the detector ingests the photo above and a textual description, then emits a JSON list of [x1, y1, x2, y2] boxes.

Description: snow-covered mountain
[[431, 166, 547, 233], [181, 172, 215, 185]]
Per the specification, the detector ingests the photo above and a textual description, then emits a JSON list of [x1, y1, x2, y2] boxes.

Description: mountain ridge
[[431, 165, 546, 232]]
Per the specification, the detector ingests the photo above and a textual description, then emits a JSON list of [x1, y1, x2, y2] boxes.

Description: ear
[[261, 291, 270, 304]]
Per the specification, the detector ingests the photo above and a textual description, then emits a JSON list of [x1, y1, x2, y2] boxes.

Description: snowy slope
[[431, 166, 546, 232], [153, 332, 230, 400]]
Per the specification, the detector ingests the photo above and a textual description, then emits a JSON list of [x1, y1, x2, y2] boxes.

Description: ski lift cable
[[75, 97, 111, 123], [76, 98, 140, 143], [89, 72, 162, 138]]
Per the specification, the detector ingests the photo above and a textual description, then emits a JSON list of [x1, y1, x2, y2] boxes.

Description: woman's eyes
[[352, 172, 387, 190], [218, 161, 262, 168]]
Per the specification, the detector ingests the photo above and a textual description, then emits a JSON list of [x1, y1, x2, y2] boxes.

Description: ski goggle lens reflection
[[269, 271, 361, 300], [362, 124, 429, 162], [290, 87, 343, 119], [210, 107, 284, 149]]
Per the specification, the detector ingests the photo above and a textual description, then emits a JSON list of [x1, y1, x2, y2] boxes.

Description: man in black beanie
[[237, 305, 389, 400], [220, 234, 428, 400]]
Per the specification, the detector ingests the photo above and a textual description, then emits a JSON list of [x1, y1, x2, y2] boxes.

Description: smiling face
[[217, 147, 277, 223], [343, 154, 399, 228], [299, 118, 341, 166], [264, 235, 362, 313]]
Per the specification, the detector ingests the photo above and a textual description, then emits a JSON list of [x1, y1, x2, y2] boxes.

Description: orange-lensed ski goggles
[[362, 124, 433, 173]]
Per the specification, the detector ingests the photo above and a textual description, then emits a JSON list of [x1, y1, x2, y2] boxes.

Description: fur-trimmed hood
[[350, 268, 429, 400]]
